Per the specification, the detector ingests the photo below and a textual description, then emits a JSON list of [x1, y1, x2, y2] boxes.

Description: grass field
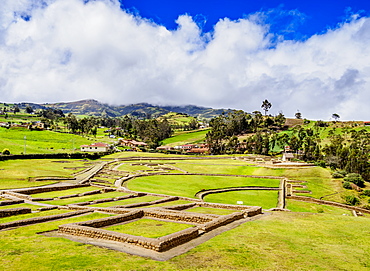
[[0, 159, 89, 189], [105, 218, 194, 238], [204, 190, 279, 209], [127, 175, 280, 198], [1, 153, 370, 270], [0, 127, 92, 154], [160, 129, 209, 146]]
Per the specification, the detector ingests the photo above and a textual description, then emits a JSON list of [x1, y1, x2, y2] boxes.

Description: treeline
[[206, 110, 369, 181], [38, 110, 172, 149], [205, 110, 286, 154]]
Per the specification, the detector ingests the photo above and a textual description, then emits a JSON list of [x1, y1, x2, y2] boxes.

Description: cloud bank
[[1, 0, 370, 120]]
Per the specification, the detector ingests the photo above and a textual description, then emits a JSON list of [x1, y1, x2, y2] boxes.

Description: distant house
[[186, 147, 209, 154], [282, 152, 294, 162], [364, 121, 370, 126], [120, 139, 147, 148], [80, 142, 110, 152], [156, 146, 174, 151], [29, 121, 45, 130]]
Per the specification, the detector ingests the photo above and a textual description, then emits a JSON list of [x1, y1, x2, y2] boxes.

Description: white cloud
[[0, 0, 370, 120]]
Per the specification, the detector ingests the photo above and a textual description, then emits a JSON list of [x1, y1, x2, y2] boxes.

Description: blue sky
[[1, 0, 370, 120], [121, 0, 370, 39]]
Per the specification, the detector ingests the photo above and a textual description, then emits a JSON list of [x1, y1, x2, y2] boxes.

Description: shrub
[[362, 190, 370, 197], [332, 172, 344, 178], [342, 182, 352, 190], [2, 149, 10, 155], [315, 160, 326, 168], [344, 195, 360, 206], [344, 173, 365, 188]]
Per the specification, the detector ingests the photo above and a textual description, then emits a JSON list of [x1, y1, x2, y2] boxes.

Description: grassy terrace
[[105, 219, 194, 238], [0, 159, 89, 189], [1, 153, 370, 270], [0, 127, 91, 154], [204, 190, 279, 209], [31, 187, 103, 198], [127, 175, 280, 198], [160, 129, 210, 147], [185, 207, 239, 215], [41, 191, 130, 206], [89, 195, 164, 207]]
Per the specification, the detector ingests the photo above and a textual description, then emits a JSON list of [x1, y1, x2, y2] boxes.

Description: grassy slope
[[1, 154, 369, 270], [0, 127, 91, 154], [160, 129, 209, 146], [0, 212, 369, 270]]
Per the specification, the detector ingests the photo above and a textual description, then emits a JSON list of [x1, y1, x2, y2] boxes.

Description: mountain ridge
[[13, 99, 235, 119]]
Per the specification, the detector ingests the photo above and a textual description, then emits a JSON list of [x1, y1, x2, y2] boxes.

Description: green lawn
[[286, 199, 353, 215], [0, 127, 92, 154], [160, 129, 209, 147], [41, 191, 129, 206], [185, 207, 239, 215], [204, 190, 279, 209], [127, 175, 280, 198], [89, 195, 164, 207], [0, 159, 88, 189], [105, 218, 194, 238], [31, 186, 102, 198]]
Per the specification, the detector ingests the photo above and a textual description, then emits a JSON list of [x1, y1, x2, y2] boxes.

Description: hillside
[[12, 100, 233, 119]]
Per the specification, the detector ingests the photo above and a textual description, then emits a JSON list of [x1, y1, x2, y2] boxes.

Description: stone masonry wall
[[288, 195, 370, 214], [0, 207, 32, 218], [0, 210, 91, 230]]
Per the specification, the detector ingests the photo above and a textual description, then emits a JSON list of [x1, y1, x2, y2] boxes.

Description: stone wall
[[0, 207, 32, 218], [197, 202, 258, 211], [0, 199, 24, 206], [13, 184, 89, 195], [199, 212, 245, 232], [0, 210, 91, 230], [143, 208, 216, 223], [288, 195, 370, 214]]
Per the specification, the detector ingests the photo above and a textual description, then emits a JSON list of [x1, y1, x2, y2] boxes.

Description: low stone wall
[[0, 199, 24, 206], [3, 191, 31, 200], [0, 210, 91, 230], [31, 197, 54, 201], [79, 190, 102, 196], [13, 184, 89, 195], [199, 212, 245, 232], [37, 206, 58, 211], [58, 211, 200, 252], [77, 210, 143, 228], [197, 202, 256, 211], [164, 203, 197, 211], [288, 195, 370, 214], [157, 227, 200, 251], [143, 209, 216, 223], [120, 196, 179, 209], [243, 206, 263, 217], [0, 207, 32, 218], [58, 194, 80, 199]]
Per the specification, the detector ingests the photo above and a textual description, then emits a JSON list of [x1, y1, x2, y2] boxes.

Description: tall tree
[[261, 100, 272, 116]]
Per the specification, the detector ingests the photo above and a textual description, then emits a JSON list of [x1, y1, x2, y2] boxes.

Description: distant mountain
[[15, 99, 234, 119]]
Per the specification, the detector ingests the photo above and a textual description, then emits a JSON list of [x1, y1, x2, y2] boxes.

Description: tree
[[295, 110, 302, 119], [332, 113, 340, 121], [261, 100, 272, 116], [25, 105, 33, 114]]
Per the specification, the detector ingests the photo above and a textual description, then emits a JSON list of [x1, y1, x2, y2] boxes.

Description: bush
[[344, 173, 365, 188], [342, 182, 352, 190], [345, 195, 360, 206], [332, 172, 344, 178], [315, 160, 326, 168], [2, 148, 10, 155], [362, 190, 370, 197]]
